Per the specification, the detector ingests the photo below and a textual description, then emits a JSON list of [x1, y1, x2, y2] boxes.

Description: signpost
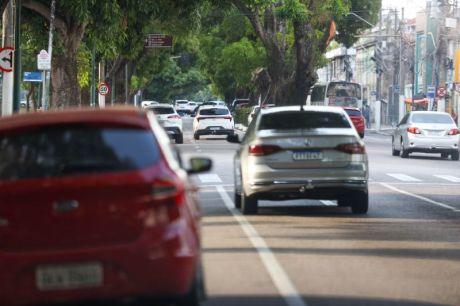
[[427, 85, 436, 98], [97, 82, 110, 96], [37, 50, 51, 70], [144, 34, 173, 48], [0, 46, 14, 72], [23, 71, 42, 82]]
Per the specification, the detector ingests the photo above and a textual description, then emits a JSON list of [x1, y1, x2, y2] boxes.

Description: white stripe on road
[[320, 200, 336, 206], [434, 175, 460, 183], [387, 173, 421, 182], [380, 183, 460, 212], [198, 174, 222, 183], [216, 185, 307, 306]]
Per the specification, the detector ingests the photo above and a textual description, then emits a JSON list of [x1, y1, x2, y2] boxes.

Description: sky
[[382, 0, 427, 18]]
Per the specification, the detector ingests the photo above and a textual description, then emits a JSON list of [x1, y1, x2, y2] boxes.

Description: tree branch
[[22, 0, 68, 39], [231, 0, 268, 46]]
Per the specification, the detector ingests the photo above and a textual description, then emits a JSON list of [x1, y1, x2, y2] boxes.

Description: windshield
[[199, 108, 229, 116], [259, 111, 351, 130], [327, 82, 362, 99], [149, 106, 174, 114]]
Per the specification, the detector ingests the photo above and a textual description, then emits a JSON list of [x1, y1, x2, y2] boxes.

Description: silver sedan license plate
[[293, 150, 323, 160], [36, 263, 103, 291]]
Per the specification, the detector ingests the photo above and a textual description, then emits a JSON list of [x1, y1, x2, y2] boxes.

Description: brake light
[[167, 114, 181, 119], [335, 143, 366, 154], [223, 116, 233, 121], [249, 144, 282, 156], [407, 127, 421, 134], [448, 128, 459, 135]]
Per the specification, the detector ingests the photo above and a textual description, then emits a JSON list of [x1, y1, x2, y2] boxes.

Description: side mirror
[[227, 134, 240, 143], [187, 157, 212, 174]]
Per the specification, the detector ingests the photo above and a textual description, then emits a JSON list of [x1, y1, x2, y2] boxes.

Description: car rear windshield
[[199, 108, 229, 116], [345, 109, 362, 117], [411, 113, 453, 124], [176, 101, 188, 105], [259, 111, 351, 130], [150, 106, 174, 115], [0, 126, 160, 181]]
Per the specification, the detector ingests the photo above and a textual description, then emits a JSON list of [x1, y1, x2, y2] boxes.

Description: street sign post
[[0, 46, 14, 72], [427, 85, 436, 99], [97, 82, 110, 96], [37, 50, 51, 70], [144, 34, 173, 48], [23, 71, 42, 82]]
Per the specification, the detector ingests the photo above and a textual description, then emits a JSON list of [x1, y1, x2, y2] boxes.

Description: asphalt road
[[178, 117, 460, 306]]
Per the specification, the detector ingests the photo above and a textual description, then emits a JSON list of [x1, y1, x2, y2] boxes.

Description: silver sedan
[[228, 106, 369, 215], [392, 111, 460, 160]]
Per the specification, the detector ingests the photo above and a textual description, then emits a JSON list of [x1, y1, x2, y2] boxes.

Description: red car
[[344, 107, 365, 138], [0, 108, 211, 306]]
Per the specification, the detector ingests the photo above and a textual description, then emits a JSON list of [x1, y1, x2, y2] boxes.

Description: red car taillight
[[407, 127, 421, 134], [448, 128, 459, 135], [167, 114, 181, 119], [249, 144, 282, 156], [223, 116, 233, 121], [335, 143, 366, 154]]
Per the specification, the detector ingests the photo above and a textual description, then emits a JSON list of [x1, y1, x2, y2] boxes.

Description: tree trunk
[[51, 52, 81, 108]]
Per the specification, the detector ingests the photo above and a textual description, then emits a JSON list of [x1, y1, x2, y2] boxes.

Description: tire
[[241, 192, 258, 215], [391, 137, 400, 156], [194, 133, 200, 140], [452, 151, 460, 161], [175, 133, 184, 144], [359, 133, 364, 139], [350, 191, 369, 214], [400, 139, 409, 158], [441, 152, 449, 159], [175, 261, 206, 306], [234, 189, 242, 209]]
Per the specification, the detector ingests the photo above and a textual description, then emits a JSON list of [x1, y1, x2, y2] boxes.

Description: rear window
[[411, 113, 453, 124], [176, 101, 188, 105], [344, 109, 362, 117], [259, 111, 351, 130], [199, 108, 229, 116], [0, 126, 160, 181], [149, 106, 174, 115]]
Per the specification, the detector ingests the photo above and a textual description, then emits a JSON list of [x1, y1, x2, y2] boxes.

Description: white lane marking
[[434, 175, 460, 183], [320, 200, 336, 206], [216, 185, 307, 306], [198, 174, 222, 183], [387, 173, 421, 182], [380, 183, 459, 212]]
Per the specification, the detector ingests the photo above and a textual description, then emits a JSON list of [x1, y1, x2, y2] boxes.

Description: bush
[[234, 107, 252, 126]]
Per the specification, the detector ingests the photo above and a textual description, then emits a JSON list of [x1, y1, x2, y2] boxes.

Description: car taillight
[[168, 114, 181, 119], [335, 143, 366, 154], [448, 128, 459, 135], [407, 127, 421, 134], [223, 116, 233, 121], [249, 144, 282, 156]]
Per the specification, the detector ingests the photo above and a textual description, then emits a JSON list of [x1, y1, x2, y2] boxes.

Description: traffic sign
[[0, 46, 14, 72], [144, 34, 173, 48], [23, 71, 42, 82], [427, 85, 436, 98], [97, 82, 110, 96], [437, 86, 446, 98], [37, 50, 51, 70]]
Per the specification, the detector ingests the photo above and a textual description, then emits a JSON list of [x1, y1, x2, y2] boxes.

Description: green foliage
[[275, 0, 309, 22], [234, 106, 252, 125]]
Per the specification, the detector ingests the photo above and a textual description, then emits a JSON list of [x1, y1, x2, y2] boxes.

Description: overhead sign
[[97, 81, 110, 96], [0, 46, 14, 72], [37, 50, 51, 70], [437, 86, 446, 98], [144, 34, 173, 48], [427, 85, 436, 98], [23, 71, 42, 82]]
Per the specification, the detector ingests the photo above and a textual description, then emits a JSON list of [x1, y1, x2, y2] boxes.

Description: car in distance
[[174, 99, 189, 115], [0, 107, 211, 306], [193, 106, 235, 140], [247, 104, 275, 126], [228, 105, 368, 215], [392, 111, 460, 160], [141, 100, 160, 108], [343, 106, 365, 138], [145, 103, 184, 144]]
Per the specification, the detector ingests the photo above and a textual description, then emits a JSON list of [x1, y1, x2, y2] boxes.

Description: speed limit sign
[[97, 82, 110, 96]]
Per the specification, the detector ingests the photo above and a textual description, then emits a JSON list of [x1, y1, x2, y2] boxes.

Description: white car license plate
[[292, 150, 323, 160], [36, 263, 103, 291], [210, 127, 221, 130]]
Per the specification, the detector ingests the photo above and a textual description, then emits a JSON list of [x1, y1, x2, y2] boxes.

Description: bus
[[308, 81, 363, 109]]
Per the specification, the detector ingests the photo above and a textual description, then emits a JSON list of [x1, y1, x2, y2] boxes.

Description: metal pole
[[12, 0, 21, 113], [45, 0, 55, 110], [90, 48, 96, 107], [2, 0, 14, 116], [125, 63, 128, 104], [399, 8, 405, 119]]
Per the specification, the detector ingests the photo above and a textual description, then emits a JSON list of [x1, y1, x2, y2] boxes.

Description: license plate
[[210, 127, 221, 130], [36, 263, 103, 291], [292, 150, 323, 160]]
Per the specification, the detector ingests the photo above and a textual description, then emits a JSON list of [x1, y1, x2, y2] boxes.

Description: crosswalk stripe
[[387, 173, 421, 182], [433, 175, 460, 183], [198, 173, 222, 183]]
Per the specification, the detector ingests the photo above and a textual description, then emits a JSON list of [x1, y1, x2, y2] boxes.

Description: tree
[[223, 0, 381, 106]]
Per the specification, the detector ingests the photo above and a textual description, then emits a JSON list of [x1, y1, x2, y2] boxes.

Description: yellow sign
[[455, 49, 460, 83]]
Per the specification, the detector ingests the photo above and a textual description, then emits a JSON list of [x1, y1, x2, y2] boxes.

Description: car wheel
[[391, 137, 400, 156], [359, 133, 364, 138], [452, 151, 460, 161], [175, 260, 206, 306], [175, 133, 184, 144], [350, 191, 368, 214], [194, 133, 200, 140], [400, 139, 409, 158], [241, 192, 258, 215], [441, 152, 449, 159], [234, 189, 242, 209]]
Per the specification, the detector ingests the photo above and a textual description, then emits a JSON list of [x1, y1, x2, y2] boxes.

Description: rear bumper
[[163, 126, 182, 137], [195, 127, 234, 136], [0, 218, 199, 306], [406, 135, 459, 154]]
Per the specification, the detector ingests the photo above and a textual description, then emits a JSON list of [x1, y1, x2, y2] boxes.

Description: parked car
[[145, 103, 184, 144], [193, 106, 235, 140], [231, 98, 250, 112], [141, 100, 160, 108], [247, 104, 275, 126], [343, 106, 365, 138], [227, 105, 368, 215], [0, 107, 211, 306], [392, 111, 460, 160]]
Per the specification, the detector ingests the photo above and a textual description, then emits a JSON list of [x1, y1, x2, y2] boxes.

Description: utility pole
[[12, 0, 21, 113], [399, 8, 405, 120], [2, 0, 14, 116]]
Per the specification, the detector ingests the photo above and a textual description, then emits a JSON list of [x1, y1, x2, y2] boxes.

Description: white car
[[193, 106, 235, 140], [392, 111, 459, 160], [174, 100, 189, 115], [247, 104, 275, 126], [141, 100, 160, 108], [145, 104, 184, 144]]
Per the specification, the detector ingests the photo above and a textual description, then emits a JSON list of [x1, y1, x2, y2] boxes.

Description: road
[[179, 117, 460, 306]]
